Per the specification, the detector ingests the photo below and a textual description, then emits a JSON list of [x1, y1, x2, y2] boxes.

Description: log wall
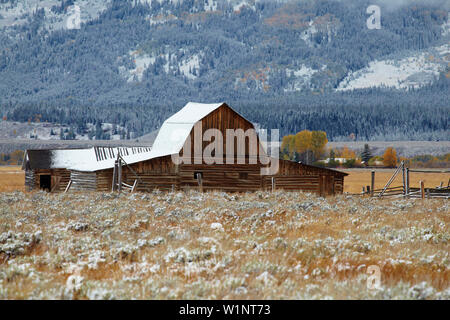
[[123, 156, 179, 192], [25, 168, 70, 192], [25, 170, 35, 191], [70, 171, 97, 191]]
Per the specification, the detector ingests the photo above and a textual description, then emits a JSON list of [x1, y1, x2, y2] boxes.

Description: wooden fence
[[352, 162, 449, 199]]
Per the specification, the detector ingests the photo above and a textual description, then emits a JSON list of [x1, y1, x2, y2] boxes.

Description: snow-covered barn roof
[[147, 102, 225, 159], [24, 102, 228, 172], [25, 146, 152, 172]]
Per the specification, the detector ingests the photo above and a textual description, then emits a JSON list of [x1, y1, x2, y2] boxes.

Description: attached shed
[[23, 102, 347, 195], [22, 146, 151, 192]]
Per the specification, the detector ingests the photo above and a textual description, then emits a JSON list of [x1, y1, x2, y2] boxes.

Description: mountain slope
[[0, 0, 449, 140]]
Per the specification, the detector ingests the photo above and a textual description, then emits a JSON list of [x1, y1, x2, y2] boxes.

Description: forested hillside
[[0, 0, 449, 140]]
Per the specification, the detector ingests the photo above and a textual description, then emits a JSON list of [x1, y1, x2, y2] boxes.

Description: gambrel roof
[[147, 102, 225, 159]]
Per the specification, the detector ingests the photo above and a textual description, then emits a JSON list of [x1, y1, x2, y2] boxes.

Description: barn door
[[51, 176, 61, 192], [39, 175, 51, 192]]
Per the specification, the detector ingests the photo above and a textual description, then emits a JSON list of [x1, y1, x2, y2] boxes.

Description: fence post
[[405, 168, 409, 198], [112, 159, 117, 192], [420, 181, 425, 199], [371, 171, 375, 197], [271, 177, 275, 192], [118, 158, 122, 192], [402, 162, 406, 196], [196, 173, 203, 193]]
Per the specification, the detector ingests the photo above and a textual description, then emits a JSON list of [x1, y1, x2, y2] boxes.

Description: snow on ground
[[0, 191, 448, 299], [284, 65, 322, 92], [146, 13, 178, 25], [121, 51, 156, 83], [204, 0, 218, 12], [233, 1, 256, 12], [0, 0, 110, 31], [337, 44, 450, 91], [299, 15, 339, 48], [120, 49, 203, 82], [179, 53, 202, 80], [0, 121, 126, 141], [441, 13, 450, 37]]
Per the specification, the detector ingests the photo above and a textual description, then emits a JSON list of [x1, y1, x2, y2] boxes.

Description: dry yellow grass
[[0, 166, 24, 192], [0, 190, 448, 300], [343, 169, 450, 194]]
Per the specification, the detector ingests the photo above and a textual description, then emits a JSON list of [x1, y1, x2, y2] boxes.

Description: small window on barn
[[239, 172, 248, 179], [194, 172, 203, 180]]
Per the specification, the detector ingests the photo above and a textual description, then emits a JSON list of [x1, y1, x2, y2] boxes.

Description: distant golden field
[[343, 169, 450, 194], [0, 166, 448, 194], [0, 166, 24, 192]]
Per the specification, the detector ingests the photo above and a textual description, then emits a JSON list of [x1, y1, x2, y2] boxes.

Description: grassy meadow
[[0, 189, 448, 299], [0, 166, 24, 192]]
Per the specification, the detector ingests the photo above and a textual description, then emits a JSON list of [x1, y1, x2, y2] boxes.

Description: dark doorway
[[40, 175, 51, 192]]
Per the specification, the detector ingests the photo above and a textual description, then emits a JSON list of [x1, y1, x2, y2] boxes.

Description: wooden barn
[[23, 102, 347, 195]]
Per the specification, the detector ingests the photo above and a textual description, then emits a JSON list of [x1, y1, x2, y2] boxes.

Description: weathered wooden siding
[[334, 176, 344, 193], [182, 104, 265, 164], [25, 168, 70, 192], [179, 163, 263, 192], [25, 170, 35, 191], [51, 169, 71, 192], [70, 171, 97, 191], [122, 156, 179, 192], [263, 159, 345, 195], [96, 169, 113, 192]]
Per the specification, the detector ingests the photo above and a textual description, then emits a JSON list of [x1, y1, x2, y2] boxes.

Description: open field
[[342, 169, 450, 194], [0, 166, 24, 192], [0, 190, 448, 299]]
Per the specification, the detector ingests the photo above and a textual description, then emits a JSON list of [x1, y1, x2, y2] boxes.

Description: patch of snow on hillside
[[204, 0, 218, 12], [233, 1, 256, 12], [337, 45, 449, 91], [122, 51, 156, 82], [441, 12, 450, 36], [0, 0, 111, 31], [147, 13, 178, 25], [179, 54, 202, 80], [284, 65, 319, 92], [299, 16, 339, 47]]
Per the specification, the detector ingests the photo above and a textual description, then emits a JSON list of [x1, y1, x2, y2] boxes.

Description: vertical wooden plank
[[405, 168, 410, 197], [420, 181, 425, 199], [118, 158, 122, 192], [371, 171, 375, 197], [196, 173, 203, 193], [112, 160, 117, 191], [402, 162, 406, 195]]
